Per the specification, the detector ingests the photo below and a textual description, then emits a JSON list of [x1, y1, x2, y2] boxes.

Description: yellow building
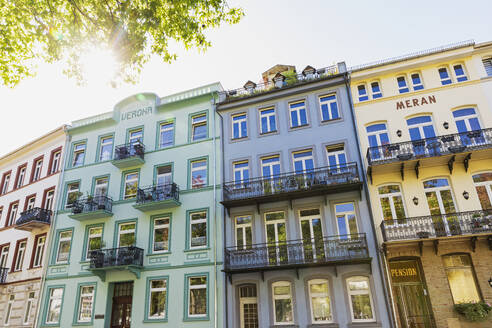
[[350, 40, 492, 328]]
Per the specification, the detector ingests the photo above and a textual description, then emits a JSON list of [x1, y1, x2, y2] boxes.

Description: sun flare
[[79, 46, 119, 85]]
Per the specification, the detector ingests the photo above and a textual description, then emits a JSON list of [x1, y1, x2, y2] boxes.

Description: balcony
[[0, 267, 7, 284], [68, 196, 113, 221], [15, 208, 52, 231], [111, 141, 145, 168], [133, 183, 180, 212], [224, 233, 370, 275], [222, 163, 362, 210], [88, 246, 144, 281], [366, 128, 492, 181], [381, 210, 492, 251]]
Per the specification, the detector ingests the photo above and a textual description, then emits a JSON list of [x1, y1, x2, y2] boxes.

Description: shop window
[[442, 254, 480, 303]]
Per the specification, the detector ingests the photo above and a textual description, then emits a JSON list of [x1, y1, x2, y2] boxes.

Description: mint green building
[[39, 84, 223, 328]]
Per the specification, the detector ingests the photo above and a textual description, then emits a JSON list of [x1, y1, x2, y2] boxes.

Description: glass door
[[423, 179, 459, 236], [366, 123, 390, 160], [265, 212, 287, 265], [155, 166, 172, 200], [261, 156, 281, 194], [111, 282, 133, 328], [239, 285, 259, 328], [299, 209, 324, 262], [453, 108, 484, 146], [406, 116, 438, 157]]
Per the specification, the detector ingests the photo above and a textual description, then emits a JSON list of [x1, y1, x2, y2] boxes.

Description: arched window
[[423, 178, 458, 235], [346, 276, 375, 322], [370, 81, 382, 99], [308, 279, 332, 323], [452, 63, 468, 82], [366, 123, 389, 161], [410, 72, 424, 90], [272, 281, 294, 324], [357, 84, 369, 102], [473, 172, 492, 210], [453, 108, 484, 146], [438, 66, 452, 85], [442, 254, 480, 303], [407, 116, 437, 156], [396, 75, 409, 93], [378, 184, 406, 222]]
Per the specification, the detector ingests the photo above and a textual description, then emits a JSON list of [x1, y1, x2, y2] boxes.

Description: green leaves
[[0, 0, 243, 87]]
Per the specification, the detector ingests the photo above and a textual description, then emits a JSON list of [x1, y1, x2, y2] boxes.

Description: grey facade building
[[217, 64, 391, 328]]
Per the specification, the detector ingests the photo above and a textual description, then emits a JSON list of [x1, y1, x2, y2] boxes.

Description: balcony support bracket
[[471, 236, 478, 252], [334, 265, 338, 277], [418, 241, 423, 256], [400, 163, 404, 181], [464, 153, 472, 172], [414, 161, 420, 179], [448, 156, 455, 174], [295, 268, 299, 280], [487, 236, 492, 251], [227, 273, 232, 284], [93, 270, 106, 282], [367, 167, 373, 185], [260, 271, 264, 282], [433, 240, 439, 255], [256, 202, 260, 215], [289, 199, 293, 210], [226, 207, 230, 217], [128, 266, 141, 279]]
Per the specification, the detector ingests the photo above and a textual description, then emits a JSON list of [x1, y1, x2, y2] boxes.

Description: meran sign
[[121, 106, 153, 121], [396, 95, 436, 110]]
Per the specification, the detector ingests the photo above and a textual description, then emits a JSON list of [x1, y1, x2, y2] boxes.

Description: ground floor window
[[77, 284, 95, 323], [187, 274, 208, 318], [272, 281, 294, 324], [346, 276, 375, 322], [308, 279, 332, 323], [4, 295, 14, 325], [46, 287, 64, 324], [23, 292, 35, 324], [148, 277, 168, 319], [443, 254, 481, 303], [238, 284, 258, 328]]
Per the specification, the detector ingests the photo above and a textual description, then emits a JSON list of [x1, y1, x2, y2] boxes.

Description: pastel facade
[[39, 85, 224, 328], [350, 41, 492, 328], [0, 127, 65, 327], [217, 64, 392, 328]]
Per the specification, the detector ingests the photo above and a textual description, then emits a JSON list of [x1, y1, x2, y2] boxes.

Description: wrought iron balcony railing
[[367, 128, 492, 166], [88, 246, 144, 269], [114, 140, 145, 161], [71, 195, 113, 215], [0, 267, 8, 284], [381, 209, 492, 242], [16, 207, 52, 226], [225, 233, 369, 273], [136, 183, 179, 205], [222, 163, 360, 205]]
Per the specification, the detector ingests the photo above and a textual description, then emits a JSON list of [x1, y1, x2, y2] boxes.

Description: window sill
[[49, 263, 69, 267], [146, 251, 171, 256], [71, 322, 94, 326], [321, 118, 342, 124], [143, 318, 168, 323], [183, 247, 210, 253], [231, 136, 249, 142], [183, 316, 210, 322]]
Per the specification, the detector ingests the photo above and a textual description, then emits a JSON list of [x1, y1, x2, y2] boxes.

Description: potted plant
[[417, 231, 430, 239], [454, 301, 492, 322]]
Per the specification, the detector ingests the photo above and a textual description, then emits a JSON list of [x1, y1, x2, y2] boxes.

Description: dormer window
[[453, 64, 468, 82], [357, 85, 368, 102], [397, 76, 409, 93], [370, 82, 382, 98]]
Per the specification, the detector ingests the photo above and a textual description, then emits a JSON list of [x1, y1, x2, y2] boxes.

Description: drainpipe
[[343, 74, 396, 328], [33, 126, 71, 328], [211, 93, 219, 328]]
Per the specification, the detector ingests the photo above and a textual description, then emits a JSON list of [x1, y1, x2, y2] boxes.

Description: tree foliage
[[0, 0, 243, 86]]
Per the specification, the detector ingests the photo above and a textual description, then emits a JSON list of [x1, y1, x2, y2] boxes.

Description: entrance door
[[111, 282, 133, 328], [239, 285, 259, 328], [389, 260, 435, 328], [265, 211, 287, 265]]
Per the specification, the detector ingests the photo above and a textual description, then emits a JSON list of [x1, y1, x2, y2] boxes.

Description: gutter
[[343, 74, 396, 328], [33, 127, 71, 328]]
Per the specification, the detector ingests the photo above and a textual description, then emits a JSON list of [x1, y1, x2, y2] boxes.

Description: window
[[439, 67, 452, 85], [483, 57, 492, 77], [346, 276, 375, 322], [261, 155, 280, 177], [56, 230, 72, 263], [238, 284, 258, 327], [153, 217, 170, 253], [233, 161, 249, 188], [335, 202, 358, 238], [44, 188, 55, 210], [66, 182, 80, 208], [16, 165, 26, 188], [406, 116, 437, 157], [370, 82, 382, 99], [265, 212, 287, 264], [272, 281, 294, 324], [6, 202, 18, 226], [118, 222, 136, 247], [46, 287, 63, 324], [156, 165, 172, 186], [94, 177, 108, 197], [86, 226, 102, 260], [128, 128, 143, 144], [159, 121, 174, 148], [357, 84, 368, 101], [99, 136, 113, 161], [453, 64, 468, 82], [232, 113, 247, 139], [397, 76, 409, 93], [443, 254, 480, 303], [50, 149, 61, 174], [72, 142, 86, 167], [235, 215, 252, 249], [473, 172, 492, 210], [289, 101, 308, 127], [32, 234, 46, 268], [453, 108, 481, 132], [77, 285, 95, 323], [423, 179, 457, 224], [308, 279, 332, 323], [191, 114, 207, 141], [319, 94, 340, 121], [32, 158, 43, 182], [123, 172, 138, 199], [26, 195, 36, 211], [190, 211, 207, 249], [326, 145, 347, 168], [378, 185, 406, 222], [411, 73, 424, 90], [366, 123, 390, 159], [148, 278, 167, 319], [24, 292, 35, 324], [1, 172, 10, 194], [0, 245, 9, 268], [187, 275, 207, 318], [190, 159, 207, 189], [293, 149, 314, 173], [259, 107, 276, 134], [4, 295, 14, 325], [13, 240, 26, 271], [299, 208, 324, 260]]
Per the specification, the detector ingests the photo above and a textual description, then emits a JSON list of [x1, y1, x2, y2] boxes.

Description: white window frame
[[259, 107, 276, 134], [452, 63, 468, 82], [346, 276, 375, 322], [378, 184, 407, 223], [5, 294, 14, 325], [438, 66, 452, 85], [46, 287, 63, 324], [72, 143, 86, 167], [232, 113, 248, 139], [335, 202, 359, 237], [326, 145, 347, 168], [45, 190, 55, 210], [153, 217, 170, 253], [483, 57, 492, 77], [77, 285, 95, 323], [17, 166, 26, 188], [233, 161, 249, 185], [396, 75, 409, 93], [128, 129, 143, 144], [66, 183, 80, 208], [123, 172, 139, 199], [56, 231, 72, 264], [8, 203, 18, 226], [188, 276, 207, 318], [99, 136, 113, 161], [261, 155, 280, 177], [292, 149, 314, 172], [86, 226, 103, 259], [33, 159, 43, 181], [235, 215, 253, 249], [0, 245, 9, 267], [357, 84, 368, 102], [272, 281, 294, 325], [33, 235, 46, 268], [288, 100, 308, 128], [189, 211, 207, 249], [190, 159, 207, 189], [308, 278, 333, 323], [191, 114, 207, 141], [94, 177, 108, 197], [1, 173, 10, 194], [27, 196, 36, 210], [318, 94, 339, 121], [148, 279, 167, 319], [118, 222, 136, 247], [23, 292, 35, 324], [410, 72, 424, 90], [369, 81, 382, 98], [159, 122, 174, 148], [51, 151, 61, 174], [14, 240, 26, 271]]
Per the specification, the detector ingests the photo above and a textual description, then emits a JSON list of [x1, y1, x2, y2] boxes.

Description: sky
[[1, 0, 492, 156]]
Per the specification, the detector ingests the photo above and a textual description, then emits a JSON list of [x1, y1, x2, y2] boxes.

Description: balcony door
[[366, 123, 389, 160], [423, 178, 459, 236], [238, 284, 259, 328], [0, 246, 9, 267], [406, 116, 438, 157], [111, 282, 133, 328], [155, 166, 172, 200], [453, 108, 484, 146], [261, 156, 280, 194], [299, 208, 324, 262], [293, 150, 314, 188], [265, 212, 287, 264]]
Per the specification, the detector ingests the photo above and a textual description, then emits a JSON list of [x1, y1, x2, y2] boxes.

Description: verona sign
[[396, 95, 436, 110], [121, 106, 153, 121]]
